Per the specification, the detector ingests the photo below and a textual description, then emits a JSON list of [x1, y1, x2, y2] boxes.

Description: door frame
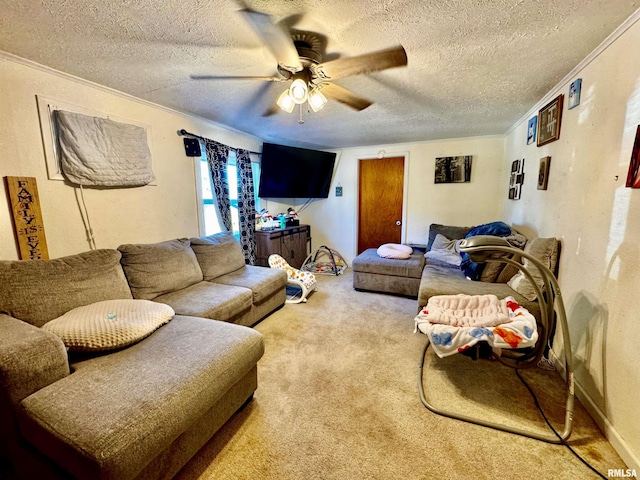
[[355, 150, 410, 251]]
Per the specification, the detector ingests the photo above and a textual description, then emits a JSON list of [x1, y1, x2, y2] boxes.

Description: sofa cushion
[[118, 239, 203, 300], [424, 234, 462, 267], [153, 281, 252, 322], [190, 232, 247, 281], [42, 300, 174, 352], [352, 248, 426, 279], [214, 265, 287, 304], [507, 237, 559, 301], [19, 315, 264, 480], [0, 250, 132, 328], [426, 224, 473, 252]]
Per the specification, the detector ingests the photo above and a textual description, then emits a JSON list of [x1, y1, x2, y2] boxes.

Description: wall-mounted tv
[[258, 143, 336, 199]]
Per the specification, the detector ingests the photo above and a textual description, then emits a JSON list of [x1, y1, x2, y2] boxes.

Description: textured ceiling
[[1, 0, 638, 149]]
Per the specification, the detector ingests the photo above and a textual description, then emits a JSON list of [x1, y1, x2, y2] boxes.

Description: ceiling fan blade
[[262, 104, 281, 117], [239, 8, 303, 73], [320, 83, 373, 111], [190, 74, 287, 82], [312, 45, 407, 82]]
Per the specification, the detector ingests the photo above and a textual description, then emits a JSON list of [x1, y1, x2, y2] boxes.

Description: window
[[196, 147, 261, 237]]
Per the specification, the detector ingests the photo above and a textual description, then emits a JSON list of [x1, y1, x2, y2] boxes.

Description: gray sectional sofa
[[0, 231, 287, 480], [353, 223, 560, 324]]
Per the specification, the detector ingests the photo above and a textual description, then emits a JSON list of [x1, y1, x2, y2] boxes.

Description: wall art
[[537, 156, 551, 190], [527, 116, 537, 145], [626, 125, 640, 188], [537, 94, 564, 146], [508, 158, 525, 200], [568, 79, 582, 110], [4, 176, 49, 259], [434, 155, 472, 183]]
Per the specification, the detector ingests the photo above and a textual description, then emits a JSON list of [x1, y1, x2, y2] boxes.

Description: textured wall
[[0, 56, 261, 260], [502, 19, 640, 469]]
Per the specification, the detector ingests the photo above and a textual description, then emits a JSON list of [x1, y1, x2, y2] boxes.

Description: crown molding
[[0, 50, 261, 143], [505, 7, 640, 137]]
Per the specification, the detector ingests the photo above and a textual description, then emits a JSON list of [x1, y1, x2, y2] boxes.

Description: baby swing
[[415, 235, 574, 443]]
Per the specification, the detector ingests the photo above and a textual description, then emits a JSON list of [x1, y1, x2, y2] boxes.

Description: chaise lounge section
[[0, 232, 287, 479]]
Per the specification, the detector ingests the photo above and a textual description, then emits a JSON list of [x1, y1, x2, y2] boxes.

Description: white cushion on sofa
[[377, 243, 413, 259], [42, 299, 174, 352]]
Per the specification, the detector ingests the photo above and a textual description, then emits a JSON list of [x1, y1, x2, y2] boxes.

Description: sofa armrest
[[0, 314, 70, 406]]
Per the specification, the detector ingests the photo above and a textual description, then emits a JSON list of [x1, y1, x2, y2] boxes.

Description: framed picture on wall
[[508, 158, 525, 200], [568, 79, 582, 109], [527, 116, 537, 145], [625, 125, 640, 188], [434, 155, 472, 183], [537, 94, 564, 146], [537, 156, 551, 190]]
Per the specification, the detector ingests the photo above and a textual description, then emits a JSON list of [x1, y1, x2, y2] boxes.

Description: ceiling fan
[[190, 8, 408, 118]]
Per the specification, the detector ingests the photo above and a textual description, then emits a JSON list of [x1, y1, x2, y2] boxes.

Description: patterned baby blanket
[[414, 295, 538, 358]]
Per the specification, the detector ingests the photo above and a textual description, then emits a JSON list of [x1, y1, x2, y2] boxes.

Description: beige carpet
[[175, 271, 625, 480]]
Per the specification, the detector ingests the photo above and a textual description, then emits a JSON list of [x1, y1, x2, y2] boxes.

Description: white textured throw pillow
[[42, 299, 174, 352], [377, 243, 413, 259]]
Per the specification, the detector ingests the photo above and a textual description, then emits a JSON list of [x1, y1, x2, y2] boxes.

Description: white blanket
[[415, 295, 538, 358], [424, 294, 509, 327]]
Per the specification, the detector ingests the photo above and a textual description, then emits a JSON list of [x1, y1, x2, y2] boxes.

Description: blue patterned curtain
[[236, 149, 256, 265], [203, 139, 232, 232]]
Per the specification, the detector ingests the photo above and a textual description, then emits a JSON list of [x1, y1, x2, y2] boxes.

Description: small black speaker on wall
[[183, 138, 202, 157]]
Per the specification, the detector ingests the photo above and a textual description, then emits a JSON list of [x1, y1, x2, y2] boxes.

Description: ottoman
[[352, 248, 426, 297]]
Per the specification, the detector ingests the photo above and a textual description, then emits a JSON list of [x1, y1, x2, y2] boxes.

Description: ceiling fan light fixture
[[276, 89, 296, 113], [289, 78, 308, 104], [308, 88, 328, 112]]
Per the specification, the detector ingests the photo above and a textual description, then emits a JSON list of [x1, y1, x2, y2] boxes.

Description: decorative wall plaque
[[4, 176, 49, 259]]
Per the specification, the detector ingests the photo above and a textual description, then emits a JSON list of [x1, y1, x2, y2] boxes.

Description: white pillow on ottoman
[[42, 299, 175, 352], [377, 243, 413, 259]]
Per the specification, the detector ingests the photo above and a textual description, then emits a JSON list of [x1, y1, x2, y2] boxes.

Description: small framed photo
[[537, 94, 564, 146], [527, 116, 537, 145], [568, 79, 582, 110], [537, 156, 551, 190]]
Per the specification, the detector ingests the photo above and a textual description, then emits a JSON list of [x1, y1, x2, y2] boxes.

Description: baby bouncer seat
[[415, 235, 574, 444], [268, 254, 318, 303]]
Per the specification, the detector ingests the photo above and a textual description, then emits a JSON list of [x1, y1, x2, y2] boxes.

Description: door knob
[[396, 221, 402, 226]]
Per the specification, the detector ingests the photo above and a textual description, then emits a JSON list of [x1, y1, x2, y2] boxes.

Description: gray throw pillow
[[118, 239, 203, 300], [507, 237, 559, 301], [426, 224, 473, 252], [190, 231, 246, 281]]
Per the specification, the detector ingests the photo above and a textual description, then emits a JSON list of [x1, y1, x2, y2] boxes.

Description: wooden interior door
[[358, 157, 404, 253]]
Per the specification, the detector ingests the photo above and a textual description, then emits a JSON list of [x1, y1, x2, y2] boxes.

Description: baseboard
[[549, 349, 640, 471]]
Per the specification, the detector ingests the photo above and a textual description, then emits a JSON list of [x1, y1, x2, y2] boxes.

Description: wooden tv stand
[[255, 224, 311, 269]]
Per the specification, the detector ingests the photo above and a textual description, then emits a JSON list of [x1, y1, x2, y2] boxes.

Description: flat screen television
[[258, 143, 336, 198]]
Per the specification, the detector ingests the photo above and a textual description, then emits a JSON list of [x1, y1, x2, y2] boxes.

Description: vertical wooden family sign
[[4, 176, 49, 259]]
